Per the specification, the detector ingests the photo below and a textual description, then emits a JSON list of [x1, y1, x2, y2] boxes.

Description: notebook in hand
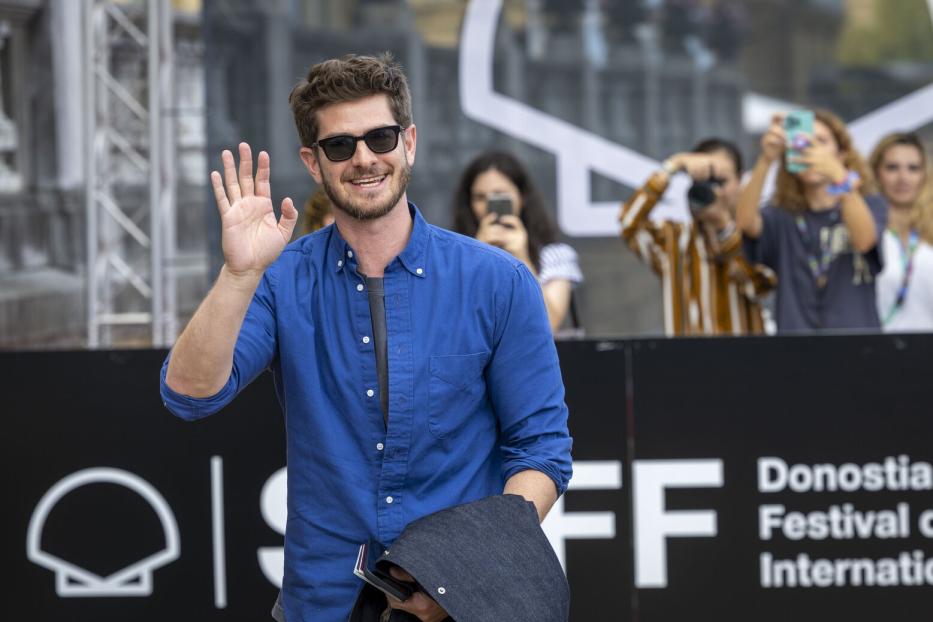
[[353, 542, 414, 602]]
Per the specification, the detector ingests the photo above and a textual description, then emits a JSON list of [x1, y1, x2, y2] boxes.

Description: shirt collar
[[397, 203, 428, 278], [330, 202, 429, 279]]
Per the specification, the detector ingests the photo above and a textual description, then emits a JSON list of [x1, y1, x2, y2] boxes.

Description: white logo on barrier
[[542, 460, 621, 571], [26, 467, 180, 597], [460, 0, 933, 236], [258, 467, 287, 588], [257, 462, 623, 583], [633, 459, 723, 588]]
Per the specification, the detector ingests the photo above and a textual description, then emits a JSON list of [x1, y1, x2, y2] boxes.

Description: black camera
[[687, 177, 724, 212]]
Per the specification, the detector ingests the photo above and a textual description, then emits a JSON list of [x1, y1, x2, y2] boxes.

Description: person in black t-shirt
[[737, 109, 886, 333]]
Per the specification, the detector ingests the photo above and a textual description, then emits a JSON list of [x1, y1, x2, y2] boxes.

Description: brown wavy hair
[[302, 186, 334, 235], [869, 132, 933, 244], [773, 109, 875, 212], [288, 53, 413, 148]]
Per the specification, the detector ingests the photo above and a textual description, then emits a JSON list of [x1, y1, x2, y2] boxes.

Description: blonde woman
[[870, 133, 933, 331], [737, 109, 885, 332]]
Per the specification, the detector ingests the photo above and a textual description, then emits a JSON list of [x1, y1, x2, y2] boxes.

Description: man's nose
[[350, 138, 379, 168]]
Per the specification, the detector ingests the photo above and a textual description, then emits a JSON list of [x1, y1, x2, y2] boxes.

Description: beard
[[322, 159, 412, 221]]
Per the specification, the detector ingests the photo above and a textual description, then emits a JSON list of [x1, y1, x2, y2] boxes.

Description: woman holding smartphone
[[737, 109, 886, 332], [870, 133, 933, 331], [452, 151, 583, 334]]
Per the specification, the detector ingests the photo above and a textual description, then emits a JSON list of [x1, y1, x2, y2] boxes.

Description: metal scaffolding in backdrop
[[84, 0, 177, 347]]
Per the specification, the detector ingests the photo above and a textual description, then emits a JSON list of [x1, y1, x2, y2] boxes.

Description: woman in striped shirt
[[620, 139, 776, 336], [452, 151, 583, 334]]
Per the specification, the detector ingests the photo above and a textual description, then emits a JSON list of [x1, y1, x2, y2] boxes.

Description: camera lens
[[687, 181, 717, 211]]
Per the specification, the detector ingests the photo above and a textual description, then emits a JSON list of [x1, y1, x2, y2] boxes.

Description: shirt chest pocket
[[428, 351, 491, 439]]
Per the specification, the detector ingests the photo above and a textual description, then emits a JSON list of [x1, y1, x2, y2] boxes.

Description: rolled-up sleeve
[[486, 264, 573, 495], [159, 268, 279, 420]]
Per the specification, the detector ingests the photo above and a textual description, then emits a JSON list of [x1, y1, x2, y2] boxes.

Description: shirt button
[[337, 260, 343, 268], [416, 268, 423, 275], [437, 587, 446, 595], [356, 283, 364, 292], [347, 250, 353, 258], [367, 389, 375, 397], [376, 442, 384, 451], [362, 336, 371, 344], [386, 496, 394, 504]]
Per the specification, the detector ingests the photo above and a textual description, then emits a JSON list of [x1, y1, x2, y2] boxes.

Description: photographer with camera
[[620, 139, 776, 336], [737, 109, 885, 333]]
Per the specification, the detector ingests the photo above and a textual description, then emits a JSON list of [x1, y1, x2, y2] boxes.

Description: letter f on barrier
[[542, 461, 622, 571], [633, 460, 723, 588]]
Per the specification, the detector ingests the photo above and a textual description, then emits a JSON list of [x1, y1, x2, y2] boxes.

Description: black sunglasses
[[312, 125, 405, 162]]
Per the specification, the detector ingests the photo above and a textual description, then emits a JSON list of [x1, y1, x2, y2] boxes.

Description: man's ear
[[403, 124, 417, 167], [300, 147, 323, 184]]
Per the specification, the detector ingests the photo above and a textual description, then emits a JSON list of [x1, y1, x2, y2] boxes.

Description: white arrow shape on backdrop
[[459, 0, 933, 237]]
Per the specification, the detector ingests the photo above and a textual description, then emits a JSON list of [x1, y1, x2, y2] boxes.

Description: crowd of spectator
[[617, 109, 932, 336], [297, 108, 931, 338]]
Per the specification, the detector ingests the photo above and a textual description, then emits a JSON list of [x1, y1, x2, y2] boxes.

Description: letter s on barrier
[[258, 467, 287, 587]]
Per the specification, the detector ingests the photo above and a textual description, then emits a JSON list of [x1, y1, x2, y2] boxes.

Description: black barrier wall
[[630, 335, 933, 620], [5, 336, 933, 620]]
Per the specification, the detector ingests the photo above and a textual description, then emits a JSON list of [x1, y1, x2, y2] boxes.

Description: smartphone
[[353, 542, 414, 602], [784, 110, 814, 174], [486, 192, 514, 220]]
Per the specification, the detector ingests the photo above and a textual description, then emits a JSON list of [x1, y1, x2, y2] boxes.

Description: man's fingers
[[221, 149, 242, 203], [388, 566, 415, 582], [388, 591, 447, 619], [278, 197, 298, 241], [238, 142, 254, 197], [256, 151, 271, 198], [210, 171, 230, 215]]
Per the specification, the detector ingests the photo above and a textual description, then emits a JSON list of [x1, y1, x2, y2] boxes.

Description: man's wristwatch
[[661, 158, 679, 176]]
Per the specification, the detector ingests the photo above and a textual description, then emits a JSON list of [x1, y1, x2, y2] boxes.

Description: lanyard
[[795, 215, 835, 288], [883, 229, 920, 326]]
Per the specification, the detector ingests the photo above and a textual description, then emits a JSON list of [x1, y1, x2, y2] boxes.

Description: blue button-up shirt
[[160, 205, 572, 621]]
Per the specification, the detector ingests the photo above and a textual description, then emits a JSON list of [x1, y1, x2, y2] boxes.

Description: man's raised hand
[[210, 143, 298, 278]]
